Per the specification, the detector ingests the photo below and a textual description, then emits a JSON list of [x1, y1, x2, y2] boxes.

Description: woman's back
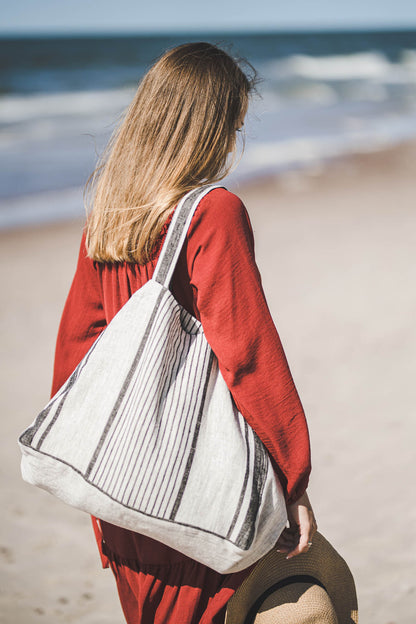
[[47, 42, 315, 624], [50, 187, 311, 622]]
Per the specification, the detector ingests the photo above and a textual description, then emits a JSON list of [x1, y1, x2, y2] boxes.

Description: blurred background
[[1, 2, 415, 624], [1, 2, 416, 226]]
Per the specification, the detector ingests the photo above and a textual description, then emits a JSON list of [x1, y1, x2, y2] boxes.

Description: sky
[[2, 0, 416, 35]]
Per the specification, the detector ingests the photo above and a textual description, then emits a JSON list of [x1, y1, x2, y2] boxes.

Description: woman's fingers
[[285, 521, 311, 558], [284, 492, 318, 560]]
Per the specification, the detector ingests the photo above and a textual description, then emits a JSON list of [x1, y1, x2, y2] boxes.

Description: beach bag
[[18, 185, 288, 574]]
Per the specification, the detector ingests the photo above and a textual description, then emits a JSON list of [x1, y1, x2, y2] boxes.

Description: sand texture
[[1, 142, 415, 623]]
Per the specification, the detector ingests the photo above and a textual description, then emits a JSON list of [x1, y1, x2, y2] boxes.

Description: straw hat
[[226, 531, 358, 624]]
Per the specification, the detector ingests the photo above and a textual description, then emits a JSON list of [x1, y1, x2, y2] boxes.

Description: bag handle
[[153, 185, 222, 288]]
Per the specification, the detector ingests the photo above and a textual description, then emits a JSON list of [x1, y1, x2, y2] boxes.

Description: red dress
[[51, 188, 311, 624]]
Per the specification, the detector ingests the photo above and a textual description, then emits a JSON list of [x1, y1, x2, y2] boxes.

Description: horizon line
[[1, 23, 416, 38]]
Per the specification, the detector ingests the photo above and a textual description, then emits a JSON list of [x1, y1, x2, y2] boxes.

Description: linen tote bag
[[19, 185, 288, 574]]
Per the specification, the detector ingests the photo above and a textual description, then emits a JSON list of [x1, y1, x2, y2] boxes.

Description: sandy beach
[[1, 141, 415, 623]]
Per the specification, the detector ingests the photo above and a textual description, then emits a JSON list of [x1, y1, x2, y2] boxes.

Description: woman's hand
[[275, 491, 317, 559]]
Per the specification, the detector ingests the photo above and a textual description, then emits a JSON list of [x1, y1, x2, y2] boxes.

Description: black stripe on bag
[[124, 327, 194, 511], [153, 190, 200, 286], [169, 349, 214, 521], [145, 333, 203, 516], [156, 338, 210, 518], [235, 432, 269, 550], [19, 376, 70, 447], [84, 288, 166, 480], [91, 294, 174, 493], [226, 419, 251, 541], [111, 301, 183, 504], [241, 575, 327, 624], [32, 331, 105, 450]]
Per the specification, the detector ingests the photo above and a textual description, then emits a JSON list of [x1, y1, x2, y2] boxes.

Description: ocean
[[1, 29, 416, 228]]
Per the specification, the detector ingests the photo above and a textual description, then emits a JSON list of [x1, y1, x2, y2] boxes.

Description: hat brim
[[225, 532, 358, 624]]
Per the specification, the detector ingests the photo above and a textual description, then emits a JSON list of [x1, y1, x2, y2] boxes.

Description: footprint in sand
[[0, 546, 14, 564]]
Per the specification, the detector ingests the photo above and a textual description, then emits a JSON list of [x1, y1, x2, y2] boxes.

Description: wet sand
[[1, 141, 415, 623]]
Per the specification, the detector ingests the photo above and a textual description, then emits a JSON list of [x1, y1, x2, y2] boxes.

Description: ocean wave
[[252, 50, 416, 109], [2, 50, 416, 132], [3, 110, 416, 230], [2, 44, 416, 229], [0, 87, 133, 125], [232, 111, 416, 182], [400, 49, 416, 71], [264, 51, 396, 81]]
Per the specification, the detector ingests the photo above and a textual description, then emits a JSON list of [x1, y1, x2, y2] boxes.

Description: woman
[[51, 42, 316, 624]]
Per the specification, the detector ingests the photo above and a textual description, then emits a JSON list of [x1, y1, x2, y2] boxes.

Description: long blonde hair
[[85, 42, 256, 264]]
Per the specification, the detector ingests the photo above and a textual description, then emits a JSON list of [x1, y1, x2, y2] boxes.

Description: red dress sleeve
[[50, 230, 107, 397], [184, 188, 311, 504]]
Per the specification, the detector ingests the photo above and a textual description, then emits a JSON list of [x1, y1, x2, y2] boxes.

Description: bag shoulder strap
[[153, 185, 222, 288]]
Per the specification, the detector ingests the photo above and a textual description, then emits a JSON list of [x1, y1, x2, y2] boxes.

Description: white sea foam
[[400, 49, 416, 71], [0, 87, 133, 124], [337, 82, 389, 102], [0, 88, 133, 150], [265, 52, 393, 81], [231, 110, 416, 184], [274, 82, 339, 104]]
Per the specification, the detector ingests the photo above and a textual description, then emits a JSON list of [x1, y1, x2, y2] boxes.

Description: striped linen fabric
[[18, 186, 288, 573]]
